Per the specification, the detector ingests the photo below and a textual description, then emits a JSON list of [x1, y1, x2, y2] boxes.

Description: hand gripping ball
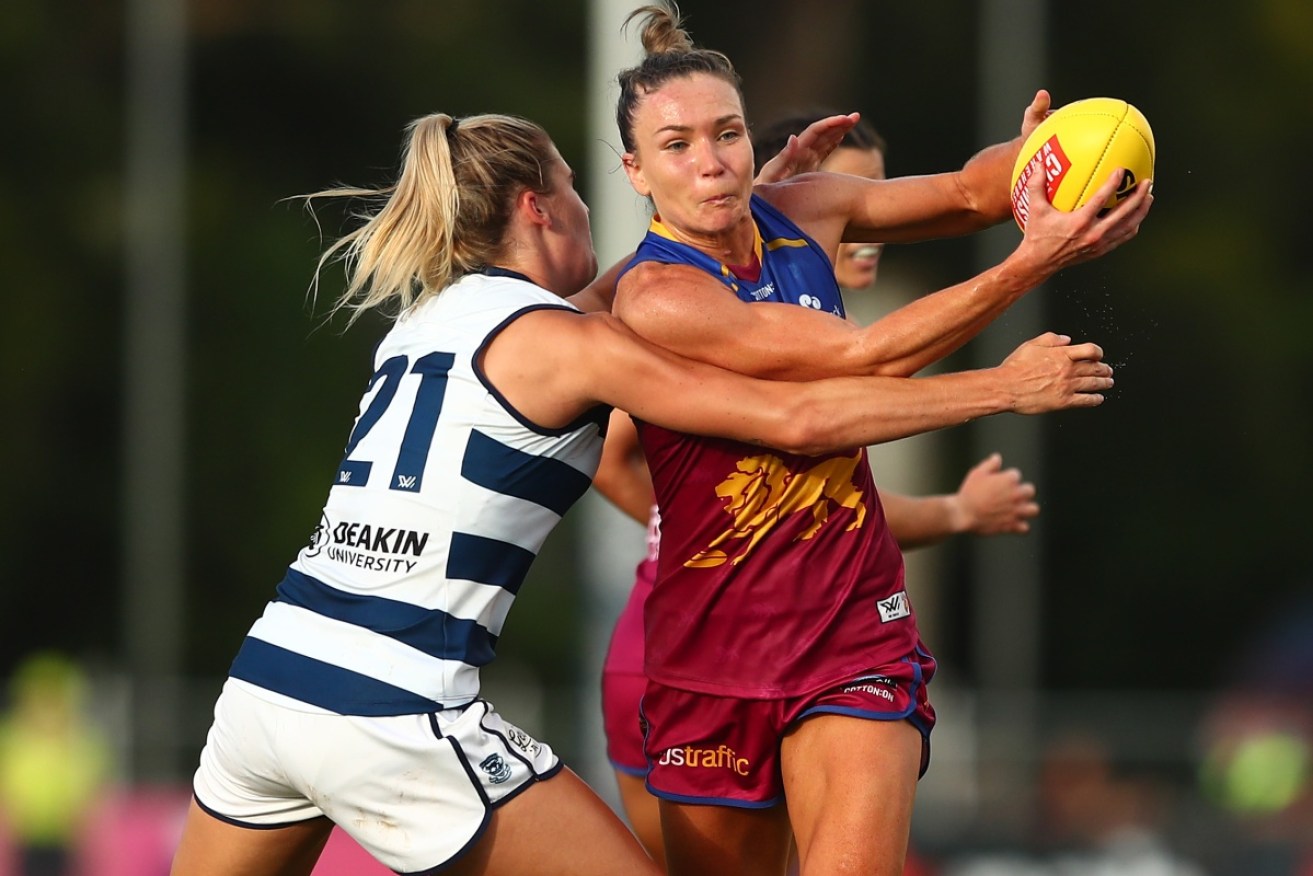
[[1010, 97, 1155, 230]]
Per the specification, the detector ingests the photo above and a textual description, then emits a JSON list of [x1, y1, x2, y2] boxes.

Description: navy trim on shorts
[[190, 792, 326, 831], [795, 660, 926, 724], [446, 735, 493, 808], [411, 703, 565, 874], [644, 784, 783, 810], [793, 661, 934, 779], [405, 735, 492, 874], [495, 759, 564, 811], [475, 701, 565, 808], [610, 759, 648, 778]]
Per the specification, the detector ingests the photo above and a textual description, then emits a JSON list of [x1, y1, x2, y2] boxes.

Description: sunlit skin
[[822, 145, 887, 290], [621, 76, 886, 283], [532, 146, 599, 295], [622, 74, 759, 264], [610, 72, 1148, 876]]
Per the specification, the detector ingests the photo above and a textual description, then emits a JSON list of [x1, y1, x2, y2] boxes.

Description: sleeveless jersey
[[619, 195, 927, 698], [228, 270, 607, 716]]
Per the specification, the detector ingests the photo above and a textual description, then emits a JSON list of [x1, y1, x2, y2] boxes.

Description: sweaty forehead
[[638, 73, 744, 129]]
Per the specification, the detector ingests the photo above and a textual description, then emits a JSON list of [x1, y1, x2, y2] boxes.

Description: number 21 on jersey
[[336, 352, 455, 493]]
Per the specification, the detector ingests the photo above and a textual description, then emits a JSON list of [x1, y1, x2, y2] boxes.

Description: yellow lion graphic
[[686, 450, 866, 568]]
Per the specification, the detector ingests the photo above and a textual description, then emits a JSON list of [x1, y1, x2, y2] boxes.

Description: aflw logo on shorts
[[657, 744, 750, 776], [877, 590, 910, 623]]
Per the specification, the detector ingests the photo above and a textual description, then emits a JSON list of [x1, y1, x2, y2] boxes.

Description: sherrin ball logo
[[1010, 97, 1155, 231]]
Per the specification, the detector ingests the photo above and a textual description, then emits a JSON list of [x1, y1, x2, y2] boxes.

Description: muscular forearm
[[617, 241, 1048, 384], [768, 332, 1111, 456], [880, 490, 961, 550], [845, 258, 1036, 378], [956, 138, 1025, 224], [771, 367, 1032, 456]]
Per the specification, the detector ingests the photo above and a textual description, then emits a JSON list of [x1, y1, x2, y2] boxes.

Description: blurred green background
[[1, 0, 1311, 872]]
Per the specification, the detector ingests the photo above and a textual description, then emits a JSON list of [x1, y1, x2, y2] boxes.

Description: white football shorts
[[191, 679, 561, 872]]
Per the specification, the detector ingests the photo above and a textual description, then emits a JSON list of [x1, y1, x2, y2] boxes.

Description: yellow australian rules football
[[1010, 97, 1155, 231]]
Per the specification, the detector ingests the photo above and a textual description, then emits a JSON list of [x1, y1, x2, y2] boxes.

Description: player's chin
[[837, 265, 876, 290], [695, 205, 747, 235]]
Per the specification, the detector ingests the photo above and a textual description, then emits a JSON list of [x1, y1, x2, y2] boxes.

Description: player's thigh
[[780, 714, 921, 876], [659, 799, 791, 876], [614, 770, 666, 870], [445, 767, 661, 876], [170, 799, 333, 876]]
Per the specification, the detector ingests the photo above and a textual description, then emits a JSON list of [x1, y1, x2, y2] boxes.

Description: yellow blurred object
[[1201, 729, 1311, 815], [0, 652, 111, 848]]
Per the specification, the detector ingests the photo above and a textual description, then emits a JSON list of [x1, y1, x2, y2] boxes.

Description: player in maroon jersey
[[608, 4, 1151, 875], [595, 113, 1040, 872]]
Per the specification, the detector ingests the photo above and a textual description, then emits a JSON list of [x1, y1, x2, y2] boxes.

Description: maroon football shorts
[[642, 650, 936, 806]]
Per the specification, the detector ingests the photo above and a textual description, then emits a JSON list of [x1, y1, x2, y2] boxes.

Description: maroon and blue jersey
[[618, 194, 931, 698], [623, 195, 848, 318]]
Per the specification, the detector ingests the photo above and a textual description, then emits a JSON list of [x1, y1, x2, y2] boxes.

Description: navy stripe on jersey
[[461, 429, 592, 516], [448, 532, 535, 595], [275, 568, 498, 664], [228, 637, 447, 716], [241, 274, 607, 714]]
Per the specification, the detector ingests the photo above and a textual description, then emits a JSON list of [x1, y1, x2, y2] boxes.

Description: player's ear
[[621, 152, 650, 197], [517, 188, 551, 228]]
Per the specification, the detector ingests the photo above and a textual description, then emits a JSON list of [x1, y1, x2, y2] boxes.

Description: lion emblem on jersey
[[685, 450, 866, 568]]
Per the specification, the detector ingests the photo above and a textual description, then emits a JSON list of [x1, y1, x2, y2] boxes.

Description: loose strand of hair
[[625, 2, 693, 56], [297, 115, 461, 328]]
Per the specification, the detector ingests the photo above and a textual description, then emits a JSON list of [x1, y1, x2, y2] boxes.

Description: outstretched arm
[[764, 91, 1054, 244], [882, 453, 1039, 550], [482, 309, 1115, 457], [617, 142, 1153, 381]]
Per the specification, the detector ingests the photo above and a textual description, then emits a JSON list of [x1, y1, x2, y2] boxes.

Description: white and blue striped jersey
[[228, 269, 607, 716]]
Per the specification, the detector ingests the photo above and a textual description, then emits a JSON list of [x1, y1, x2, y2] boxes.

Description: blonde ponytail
[[304, 112, 553, 325]]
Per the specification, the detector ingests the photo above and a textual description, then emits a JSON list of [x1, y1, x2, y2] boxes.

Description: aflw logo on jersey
[[305, 513, 429, 573], [877, 590, 911, 623]]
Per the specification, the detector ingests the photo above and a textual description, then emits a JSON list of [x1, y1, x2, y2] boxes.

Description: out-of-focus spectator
[[943, 731, 1209, 876], [0, 652, 111, 876], [1035, 731, 1208, 876], [1196, 590, 1313, 875]]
